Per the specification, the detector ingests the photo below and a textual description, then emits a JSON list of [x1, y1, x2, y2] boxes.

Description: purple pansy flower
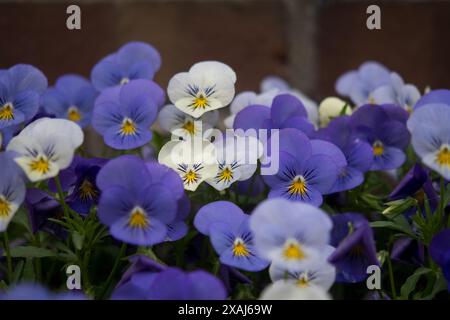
[[233, 94, 314, 137], [407, 97, 450, 180], [96, 155, 179, 246], [91, 42, 161, 91], [429, 229, 450, 291], [92, 79, 164, 150], [262, 129, 338, 206], [335, 61, 391, 105], [350, 104, 410, 170], [41, 74, 98, 127], [414, 89, 450, 110], [391, 237, 425, 266], [315, 116, 373, 192], [328, 213, 379, 283], [0, 64, 47, 129], [194, 201, 269, 272], [0, 283, 86, 300]]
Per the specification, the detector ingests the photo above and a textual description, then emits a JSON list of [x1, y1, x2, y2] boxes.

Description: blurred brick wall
[[1, 0, 450, 100]]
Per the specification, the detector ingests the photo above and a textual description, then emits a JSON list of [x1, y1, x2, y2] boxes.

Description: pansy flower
[[335, 61, 391, 105], [0, 64, 47, 129], [96, 155, 178, 246], [414, 89, 450, 110], [92, 79, 164, 150], [370, 72, 421, 112], [0, 152, 26, 232], [250, 198, 333, 271], [158, 104, 219, 140], [167, 61, 236, 118], [41, 74, 98, 127], [269, 246, 336, 291], [0, 283, 86, 300], [260, 75, 319, 125], [263, 129, 338, 206], [407, 101, 450, 179], [234, 94, 315, 137], [6, 118, 84, 182], [429, 229, 450, 290], [206, 134, 262, 191], [328, 213, 379, 283], [315, 116, 373, 192], [260, 280, 331, 300], [158, 139, 218, 191], [91, 42, 161, 91], [318, 96, 352, 127], [194, 201, 269, 271], [350, 104, 410, 170]]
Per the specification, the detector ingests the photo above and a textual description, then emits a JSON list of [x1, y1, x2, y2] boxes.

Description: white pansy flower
[[6, 118, 84, 182], [318, 97, 352, 127], [260, 75, 319, 125], [269, 246, 336, 291], [224, 90, 277, 128], [206, 134, 262, 191], [167, 61, 236, 118], [158, 104, 219, 140], [158, 139, 218, 191], [260, 280, 331, 300]]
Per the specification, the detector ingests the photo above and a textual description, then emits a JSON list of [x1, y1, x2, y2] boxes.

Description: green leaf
[[420, 272, 448, 300], [21, 258, 36, 281], [400, 267, 431, 299], [72, 231, 84, 251], [12, 259, 24, 284], [8, 246, 55, 258]]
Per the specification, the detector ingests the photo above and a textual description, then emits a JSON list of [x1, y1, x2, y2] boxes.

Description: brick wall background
[[1, 0, 450, 101]]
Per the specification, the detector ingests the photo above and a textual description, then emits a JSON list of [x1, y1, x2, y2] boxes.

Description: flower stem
[[386, 255, 397, 299], [3, 231, 13, 284], [54, 175, 70, 219], [99, 242, 127, 300]]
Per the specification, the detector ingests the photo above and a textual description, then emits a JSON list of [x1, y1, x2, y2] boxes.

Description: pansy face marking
[[182, 119, 196, 135], [215, 162, 239, 184], [0, 195, 11, 217], [187, 85, 216, 110], [120, 77, 130, 85], [177, 163, 203, 186], [232, 237, 250, 257], [436, 144, 450, 168], [67, 106, 82, 122], [29, 155, 51, 174], [372, 140, 384, 156], [283, 239, 306, 261], [120, 117, 137, 136], [128, 206, 149, 229], [0, 103, 14, 121], [79, 179, 98, 201], [287, 175, 308, 197]]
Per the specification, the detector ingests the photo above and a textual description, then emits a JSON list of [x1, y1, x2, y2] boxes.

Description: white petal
[[319, 97, 351, 127], [260, 281, 331, 300], [190, 61, 236, 84], [0, 202, 19, 232]]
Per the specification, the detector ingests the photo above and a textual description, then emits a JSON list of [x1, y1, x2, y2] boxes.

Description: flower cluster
[[0, 42, 450, 301]]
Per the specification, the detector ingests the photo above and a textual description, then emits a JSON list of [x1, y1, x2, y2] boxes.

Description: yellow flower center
[[120, 118, 137, 136], [296, 274, 309, 288], [29, 156, 50, 174], [128, 207, 149, 229], [0, 196, 11, 217], [0, 103, 14, 121], [372, 140, 384, 156], [287, 176, 307, 196], [120, 78, 130, 85], [217, 167, 233, 183], [193, 95, 208, 109], [182, 120, 196, 135], [232, 238, 250, 257], [67, 106, 81, 122], [183, 169, 199, 185], [283, 241, 306, 260], [79, 180, 98, 201], [436, 145, 450, 168], [368, 96, 376, 104]]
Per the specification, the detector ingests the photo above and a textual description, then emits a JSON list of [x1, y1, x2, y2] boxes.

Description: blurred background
[[1, 0, 450, 101]]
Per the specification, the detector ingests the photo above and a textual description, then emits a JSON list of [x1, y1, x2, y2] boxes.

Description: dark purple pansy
[[233, 93, 314, 137], [429, 229, 450, 291], [350, 104, 410, 170], [328, 213, 379, 283], [391, 237, 425, 266]]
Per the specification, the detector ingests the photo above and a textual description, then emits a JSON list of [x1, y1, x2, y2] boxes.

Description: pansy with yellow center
[[0, 64, 47, 130], [158, 139, 218, 191], [0, 152, 26, 232], [96, 155, 178, 246], [194, 201, 269, 271], [7, 118, 84, 182], [167, 61, 236, 118], [250, 198, 332, 270], [92, 79, 163, 150], [42, 75, 97, 128], [407, 100, 450, 179]]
